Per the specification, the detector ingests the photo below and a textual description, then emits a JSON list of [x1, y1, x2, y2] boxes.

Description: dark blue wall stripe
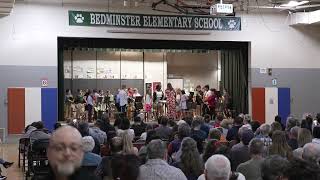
[[278, 88, 290, 126], [41, 88, 57, 131]]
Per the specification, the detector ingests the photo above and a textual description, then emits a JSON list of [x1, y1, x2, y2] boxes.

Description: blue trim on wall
[[278, 88, 290, 126], [41, 88, 58, 131]]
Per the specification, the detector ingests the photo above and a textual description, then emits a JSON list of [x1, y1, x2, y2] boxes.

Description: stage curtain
[[221, 49, 248, 115]]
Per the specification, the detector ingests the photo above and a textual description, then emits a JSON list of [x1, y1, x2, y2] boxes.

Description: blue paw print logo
[[228, 20, 236, 29], [75, 14, 84, 24]]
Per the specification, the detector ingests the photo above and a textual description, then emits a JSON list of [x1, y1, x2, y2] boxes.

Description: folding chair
[[26, 138, 50, 179], [18, 138, 30, 172]]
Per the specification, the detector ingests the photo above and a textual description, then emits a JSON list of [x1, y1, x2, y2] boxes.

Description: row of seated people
[[20, 113, 320, 180]]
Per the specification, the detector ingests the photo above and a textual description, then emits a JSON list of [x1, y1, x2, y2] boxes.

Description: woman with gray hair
[[81, 136, 102, 167], [173, 137, 203, 180]]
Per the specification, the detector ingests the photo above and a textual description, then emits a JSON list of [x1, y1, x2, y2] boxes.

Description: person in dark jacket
[[226, 116, 243, 142]]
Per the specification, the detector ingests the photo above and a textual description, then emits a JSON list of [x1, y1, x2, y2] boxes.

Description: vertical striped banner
[[265, 87, 278, 125], [8, 88, 25, 134], [252, 88, 265, 124], [25, 88, 42, 127], [41, 88, 58, 131], [278, 88, 290, 126]]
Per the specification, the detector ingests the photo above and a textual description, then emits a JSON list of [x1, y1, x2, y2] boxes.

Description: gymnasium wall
[[0, 2, 320, 133]]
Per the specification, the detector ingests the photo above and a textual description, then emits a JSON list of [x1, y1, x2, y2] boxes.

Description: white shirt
[[117, 129, 135, 141], [197, 172, 246, 180], [119, 89, 128, 106]]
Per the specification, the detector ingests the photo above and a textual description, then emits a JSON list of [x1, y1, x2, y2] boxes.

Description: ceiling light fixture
[[281, 1, 309, 7]]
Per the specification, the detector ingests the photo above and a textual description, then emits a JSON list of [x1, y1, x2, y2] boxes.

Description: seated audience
[[287, 126, 299, 150], [250, 120, 261, 133], [230, 127, 254, 171], [99, 113, 115, 135], [140, 124, 154, 141], [213, 114, 224, 128], [202, 139, 222, 163], [191, 118, 207, 153], [116, 117, 135, 141], [138, 139, 187, 180], [89, 121, 107, 145], [220, 119, 232, 137], [284, 157, 320, 180], [121, 131, 138, 155], [255, 124, 272, 155], [78, 122, 100, 155], [261, 155, 289, 180], [155, 116, 173, 140], [131, 116, 147, 137], [226, 116, 243, 142], [297, 128, 312, 148], [35, 126, 99, 180], [269, 130, 292, 159], [81, 136, 102, 167], [237, 139, 265, 180], [302, 142, 320, 165], [208, 128, 227, 143], [173, 137, 203, 180], [168, 123, 191, 159], [274, 115, 285, 130], [0, 158, 14, 180], [95, 137, 123, 179], [111, 154, 140, 180], [139, 130, 161, 164], [199, 116, 210, 137], [312, 126, 320, 144], [197, 154, 245, 180], [270, 121, 283, 135]]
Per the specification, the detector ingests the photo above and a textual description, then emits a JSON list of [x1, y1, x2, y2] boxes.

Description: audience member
[[302, 142, 320, 165], [226, 116, 243, 142], [237, 139, 264, 180], [287, 126, 299, 150], [78, 122, 100, 154], [89, 121, 107, 145], [274, 115, 285, 130], [81, 136, 102, 166], [168, 123, 191, 158], [297, 128, 312, 147], [121, 131, 138, 155], [111, 154, 140, 180], [312, 126, 320, 144], [202, 139, 221, 163], [270, 121, 283, 135], [284, 158, 320, 180], [261, 155, 289, 180], [269, 131, 292, 159], [38, 126, 98, 180], [208, 128, 227, 143], [173, 137, 203, 180], [131, 116, 147, 137], [250, 121, 261, 133], [155, 116, 173, 140], [220, 119, 232, 137], [198, 154, 245, 180], [99, 113, 115, 135], [230, 128, 254, 170], [116, 117, 135, 141], [198, 116, 210, 137], [140, 124, 154, 141], [286, 117, 300, 132], [138, 139, 187, 180], [191, 118, 207, 153], [255, 124, 272, 154]]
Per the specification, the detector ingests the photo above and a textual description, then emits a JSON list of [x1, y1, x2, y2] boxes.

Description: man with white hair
[[197, 155, 245, 180], [302, 142, 320, 165], [81, 136, 102, 166], [35, 126, 99, 180]]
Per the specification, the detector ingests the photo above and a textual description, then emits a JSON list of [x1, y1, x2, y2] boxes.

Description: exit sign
[[211, 3, 233, 14]]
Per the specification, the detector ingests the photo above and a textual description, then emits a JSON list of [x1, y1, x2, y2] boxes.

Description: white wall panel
[[265, 87, 278, 125], [97, 51, 121, 79], [25, 88, 42, 127]]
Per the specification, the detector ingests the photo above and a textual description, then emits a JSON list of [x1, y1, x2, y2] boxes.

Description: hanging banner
[[69, 10, 241, 31]]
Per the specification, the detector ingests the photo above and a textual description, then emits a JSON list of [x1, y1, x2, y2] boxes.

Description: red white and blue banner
[[252, 87, 290, 125], [7, 87, 57, 134]]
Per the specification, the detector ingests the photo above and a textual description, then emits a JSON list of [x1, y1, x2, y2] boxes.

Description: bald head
[[48, 126, 84, 177], [50, 125, 82, 145]]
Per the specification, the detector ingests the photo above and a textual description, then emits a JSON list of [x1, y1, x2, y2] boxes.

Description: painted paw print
[[228, 20, 236, 29], [75, 14, 84, 24]]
